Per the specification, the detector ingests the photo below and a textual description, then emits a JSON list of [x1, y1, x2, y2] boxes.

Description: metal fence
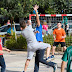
[[29, 14, 72, 51]]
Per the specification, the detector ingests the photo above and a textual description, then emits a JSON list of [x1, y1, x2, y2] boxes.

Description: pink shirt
[[7, 22, 10, 24], [0, 38, 3, 55], [42, 25, 48, 31]]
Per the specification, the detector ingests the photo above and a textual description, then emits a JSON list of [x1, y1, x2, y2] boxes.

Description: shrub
[[5, 35, 27, 50], [5, 34, 72, 51], [43, 35, 54, 46], [65, 35, 72, 47]]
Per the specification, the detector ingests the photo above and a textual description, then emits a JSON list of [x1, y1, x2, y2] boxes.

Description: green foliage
[[5, 34, 72, 51], [0, 0, 32, 18], [65, 35, 72, 47], [0, 24, 1, 27], [43, 35, 54, 46], [0, 0, 72, 19], [5, 35, 27, 50]]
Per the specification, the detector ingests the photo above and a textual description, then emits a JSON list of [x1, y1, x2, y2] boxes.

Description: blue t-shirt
[[36, 24, 43, 42], [7, 27, 15, 34], [33, 10, 38, 14]]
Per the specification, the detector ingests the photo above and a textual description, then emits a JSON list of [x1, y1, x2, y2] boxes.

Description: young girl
[[42, 22, 48, 35]]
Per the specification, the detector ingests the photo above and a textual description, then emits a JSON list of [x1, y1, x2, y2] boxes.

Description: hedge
[[5, 34, 72, 51], [5, 35, 27, 50]]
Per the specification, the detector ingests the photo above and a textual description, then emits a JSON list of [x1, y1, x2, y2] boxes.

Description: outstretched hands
[[33, 4, 39, 11]]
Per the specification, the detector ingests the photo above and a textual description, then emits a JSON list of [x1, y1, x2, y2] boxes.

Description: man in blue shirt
[[33, 4, 57, 72], [36, 24, 43, 42]]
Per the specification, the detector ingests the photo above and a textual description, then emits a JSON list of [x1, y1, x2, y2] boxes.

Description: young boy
[[33, 5, 57, 72], [0, 38, 10, 72], [20, 4, 57, 70], [61, 45, 72, 72], [33, 4, 50, 59], [20, 20, 52, 72], [48, 22, 66, 60]]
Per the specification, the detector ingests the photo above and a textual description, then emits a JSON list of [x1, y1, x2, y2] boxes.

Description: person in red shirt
[[48, 22, 66, 60], [0, 38, 11, 72]]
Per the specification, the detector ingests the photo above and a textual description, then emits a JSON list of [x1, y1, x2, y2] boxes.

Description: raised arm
[[33, 5, 40, 26], [27, 20, 32, 26]]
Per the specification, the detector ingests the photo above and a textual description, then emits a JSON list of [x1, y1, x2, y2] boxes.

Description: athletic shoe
[[53, 64, 57, 72], [46, 55, 55, 62], [46, 57, 51, 62], [46, 57, 49, 60], [48, 55, 55, 60]]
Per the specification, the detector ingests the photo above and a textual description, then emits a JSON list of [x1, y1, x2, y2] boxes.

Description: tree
[[0, 0, 33, 35], [0, 0, 72, 18], [53, 0, 72, 14]]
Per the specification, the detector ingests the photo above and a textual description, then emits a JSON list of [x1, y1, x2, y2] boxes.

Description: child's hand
[[27, 20, 31, 25], [33, 7, 37, 11], [35, 31, 39, 33], [7, 49, 11, 52], [33, 5, 39, 11], [27, 20, 31, 23], [36, 31, 39, 33], [62, 36, 65, 38], [35, 4, 39, 9], [54, 38, 56, 41]]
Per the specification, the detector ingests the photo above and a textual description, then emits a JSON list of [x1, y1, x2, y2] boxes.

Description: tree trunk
[[11, 18, 13, 35]]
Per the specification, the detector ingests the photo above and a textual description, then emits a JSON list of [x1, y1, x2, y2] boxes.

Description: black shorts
[[53, 42, 66, 47]]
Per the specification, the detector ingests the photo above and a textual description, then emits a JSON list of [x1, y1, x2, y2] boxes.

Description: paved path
[[0, 51, 67, 72]]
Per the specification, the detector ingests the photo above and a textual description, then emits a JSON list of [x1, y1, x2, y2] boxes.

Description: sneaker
[[50, 55, 55, 60], [46, 57, 49, 60], [53, 64, 57, 72], [46, 55, 55, 61], [46, 57, 53, 62]]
